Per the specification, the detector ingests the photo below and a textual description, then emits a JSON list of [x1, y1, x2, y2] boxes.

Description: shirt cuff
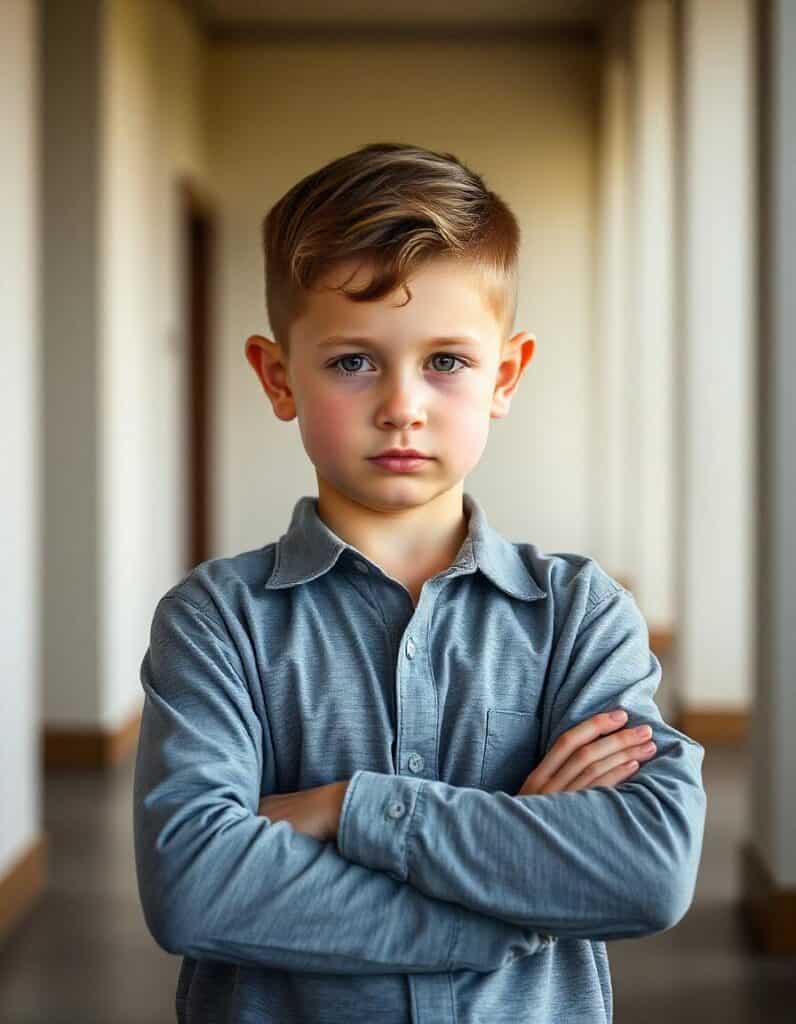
[[337, 769, 426, 882]]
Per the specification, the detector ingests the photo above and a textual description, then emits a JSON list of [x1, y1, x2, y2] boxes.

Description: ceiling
[[181, 0, 610, 40]]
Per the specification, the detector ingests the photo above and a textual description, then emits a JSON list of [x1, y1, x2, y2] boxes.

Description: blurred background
[[2, 0, 795, 1020]]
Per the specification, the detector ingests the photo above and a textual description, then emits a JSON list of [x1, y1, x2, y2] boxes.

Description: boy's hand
[[516, 710, 656, 796], [258, 781, 349, 842]]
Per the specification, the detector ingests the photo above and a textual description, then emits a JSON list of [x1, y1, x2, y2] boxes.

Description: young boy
[[133, 142, 707, 1023]]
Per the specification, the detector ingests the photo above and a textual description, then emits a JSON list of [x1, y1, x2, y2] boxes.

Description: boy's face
[[245, 256, 535, 516]]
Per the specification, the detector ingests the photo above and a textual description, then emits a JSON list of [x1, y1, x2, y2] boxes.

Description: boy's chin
[[317, 473, 431, 505]]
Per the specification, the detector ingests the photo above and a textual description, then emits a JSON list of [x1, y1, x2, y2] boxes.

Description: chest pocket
[[479, 707, 541, 794]]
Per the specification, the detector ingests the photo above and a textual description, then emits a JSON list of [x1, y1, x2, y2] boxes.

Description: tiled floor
[[0, 746, 793, 1022]]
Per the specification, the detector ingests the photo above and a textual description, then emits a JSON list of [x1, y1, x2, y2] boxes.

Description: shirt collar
[[265, 491, 547, 603]]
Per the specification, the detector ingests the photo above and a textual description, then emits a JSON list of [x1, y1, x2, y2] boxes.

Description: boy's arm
[[336, 587, 707, 942], [133, 593, 542, 974]]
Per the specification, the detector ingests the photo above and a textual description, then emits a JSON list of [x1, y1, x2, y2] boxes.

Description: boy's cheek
[[297, 395, 357, 460], [440, 413, 491, 469]]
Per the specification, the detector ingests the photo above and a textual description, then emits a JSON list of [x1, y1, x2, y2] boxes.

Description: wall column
[[627, 0, 677, 637], [741, 0, 796, 953]]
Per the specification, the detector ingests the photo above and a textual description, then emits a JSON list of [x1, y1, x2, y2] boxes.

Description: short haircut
[[261, 142, 520, 357]]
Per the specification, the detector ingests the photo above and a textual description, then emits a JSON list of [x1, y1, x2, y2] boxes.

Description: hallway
[[3, 0, 796, 1015], [0, 747, 792, 1023]]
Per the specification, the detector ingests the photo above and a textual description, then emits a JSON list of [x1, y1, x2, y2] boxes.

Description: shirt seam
[[337, 769, 364, 861], [155, 596, 251, 693], [425, 590, 443, 780], [448, 971, 459, 1023], [582, 583, 625, 624], [403, 778, 427, 883], [446, 903, 462, 971], [161, 590, 220, 625]]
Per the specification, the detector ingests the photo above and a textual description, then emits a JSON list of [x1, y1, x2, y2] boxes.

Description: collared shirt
[[133, 491, 707, 1023]]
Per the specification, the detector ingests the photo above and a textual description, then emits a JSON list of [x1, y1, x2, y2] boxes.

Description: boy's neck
[[315, 479, 471, 593]]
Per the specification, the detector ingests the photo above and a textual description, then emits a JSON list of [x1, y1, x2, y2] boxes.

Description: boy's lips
[[369, 449, 431, 459]]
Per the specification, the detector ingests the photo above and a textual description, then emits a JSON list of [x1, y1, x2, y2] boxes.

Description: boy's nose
[[376, 398, 427, 431], [375, 382, 428, 429]]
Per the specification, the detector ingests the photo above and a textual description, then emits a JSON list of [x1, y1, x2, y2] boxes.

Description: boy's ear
[[490, 332, 536, 420], [244, 334, 297, 422]]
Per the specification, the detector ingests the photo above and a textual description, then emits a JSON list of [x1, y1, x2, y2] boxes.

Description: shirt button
[[386, 800, 406, 820], [353, 560, 369, 573], [406, 637, 416, 659], [407, 752, 425, 773]]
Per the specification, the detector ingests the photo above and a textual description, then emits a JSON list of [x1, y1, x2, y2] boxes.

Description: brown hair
[[261, 142, 520, 357]]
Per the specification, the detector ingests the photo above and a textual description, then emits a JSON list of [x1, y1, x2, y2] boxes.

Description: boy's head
[[245, 141, 536, 518]]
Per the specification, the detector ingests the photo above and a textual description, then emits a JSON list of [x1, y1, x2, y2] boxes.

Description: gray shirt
[[133, 491, 706, 1023]]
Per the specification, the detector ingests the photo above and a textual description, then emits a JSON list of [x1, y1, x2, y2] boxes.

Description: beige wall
[[98, 0, 210, 729], [205, 37, 601, 561], [39, 0, 209, 740]]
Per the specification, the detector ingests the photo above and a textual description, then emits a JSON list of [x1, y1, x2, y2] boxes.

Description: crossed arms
[[133, 588, 706, 974]]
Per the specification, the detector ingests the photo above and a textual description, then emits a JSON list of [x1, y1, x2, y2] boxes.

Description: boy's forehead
[[294, 257, 503, 346]]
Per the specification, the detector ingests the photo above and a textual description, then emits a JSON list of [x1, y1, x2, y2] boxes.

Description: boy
[[133, 142, 706, 1023]]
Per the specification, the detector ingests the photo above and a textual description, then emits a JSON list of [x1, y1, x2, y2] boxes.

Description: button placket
[[395, 600, 437, 792]]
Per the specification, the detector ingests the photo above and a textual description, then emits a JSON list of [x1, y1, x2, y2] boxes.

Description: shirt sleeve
[[133, 593, 544, 974], [336, 586, 707, 943]]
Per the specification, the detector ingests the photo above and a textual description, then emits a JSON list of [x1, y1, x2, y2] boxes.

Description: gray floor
[[0, 747, 793, 1022]]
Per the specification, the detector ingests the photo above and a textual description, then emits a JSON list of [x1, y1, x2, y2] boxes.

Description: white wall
[[595, 5, 633, 588], [99, 0, 210, 730], [628, 0, 677, 632], [677, 0, 756, 712], [205, 37, 601, 564], [0, 0, 42, 877]]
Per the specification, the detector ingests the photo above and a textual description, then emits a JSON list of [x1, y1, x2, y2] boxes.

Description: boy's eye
[[328, 353, 470, 377]]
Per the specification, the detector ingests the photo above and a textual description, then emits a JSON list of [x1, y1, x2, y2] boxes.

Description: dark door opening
[[178, 178, 215, 572]]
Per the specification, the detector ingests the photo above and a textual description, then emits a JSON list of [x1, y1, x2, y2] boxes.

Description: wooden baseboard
[[674, 705, 749, 747], [739, 838, 796, 954], [43, 705, 142, 771], [0, 834, 48, 945], [648, 627, 673, 658]]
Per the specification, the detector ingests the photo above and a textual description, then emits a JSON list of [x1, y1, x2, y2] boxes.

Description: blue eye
[[329, 353, 469, 377]]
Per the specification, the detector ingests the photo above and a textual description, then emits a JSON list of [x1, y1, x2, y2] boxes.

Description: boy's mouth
[[369, 448, 431, 459], [368, 452, 433, 472]]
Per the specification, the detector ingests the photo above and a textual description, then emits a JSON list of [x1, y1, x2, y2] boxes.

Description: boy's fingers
[[563, 742, 655, 792], [543, 726, 653, 793], [522, 711, 631, 791]]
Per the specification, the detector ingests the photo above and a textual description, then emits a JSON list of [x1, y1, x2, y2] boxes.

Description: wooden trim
[[177, 175, 216, 573], [179, 9, 599, 46], [648, 627, 673, 658], [0, 835, 48, 944], [43, 706, 142, 771], [176, 177, 214, 219], [674, 705, 749, 747], [739, 838, 796, 954]]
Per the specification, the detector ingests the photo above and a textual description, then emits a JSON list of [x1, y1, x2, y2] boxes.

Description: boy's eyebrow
[[316, 334, 482, 349]]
